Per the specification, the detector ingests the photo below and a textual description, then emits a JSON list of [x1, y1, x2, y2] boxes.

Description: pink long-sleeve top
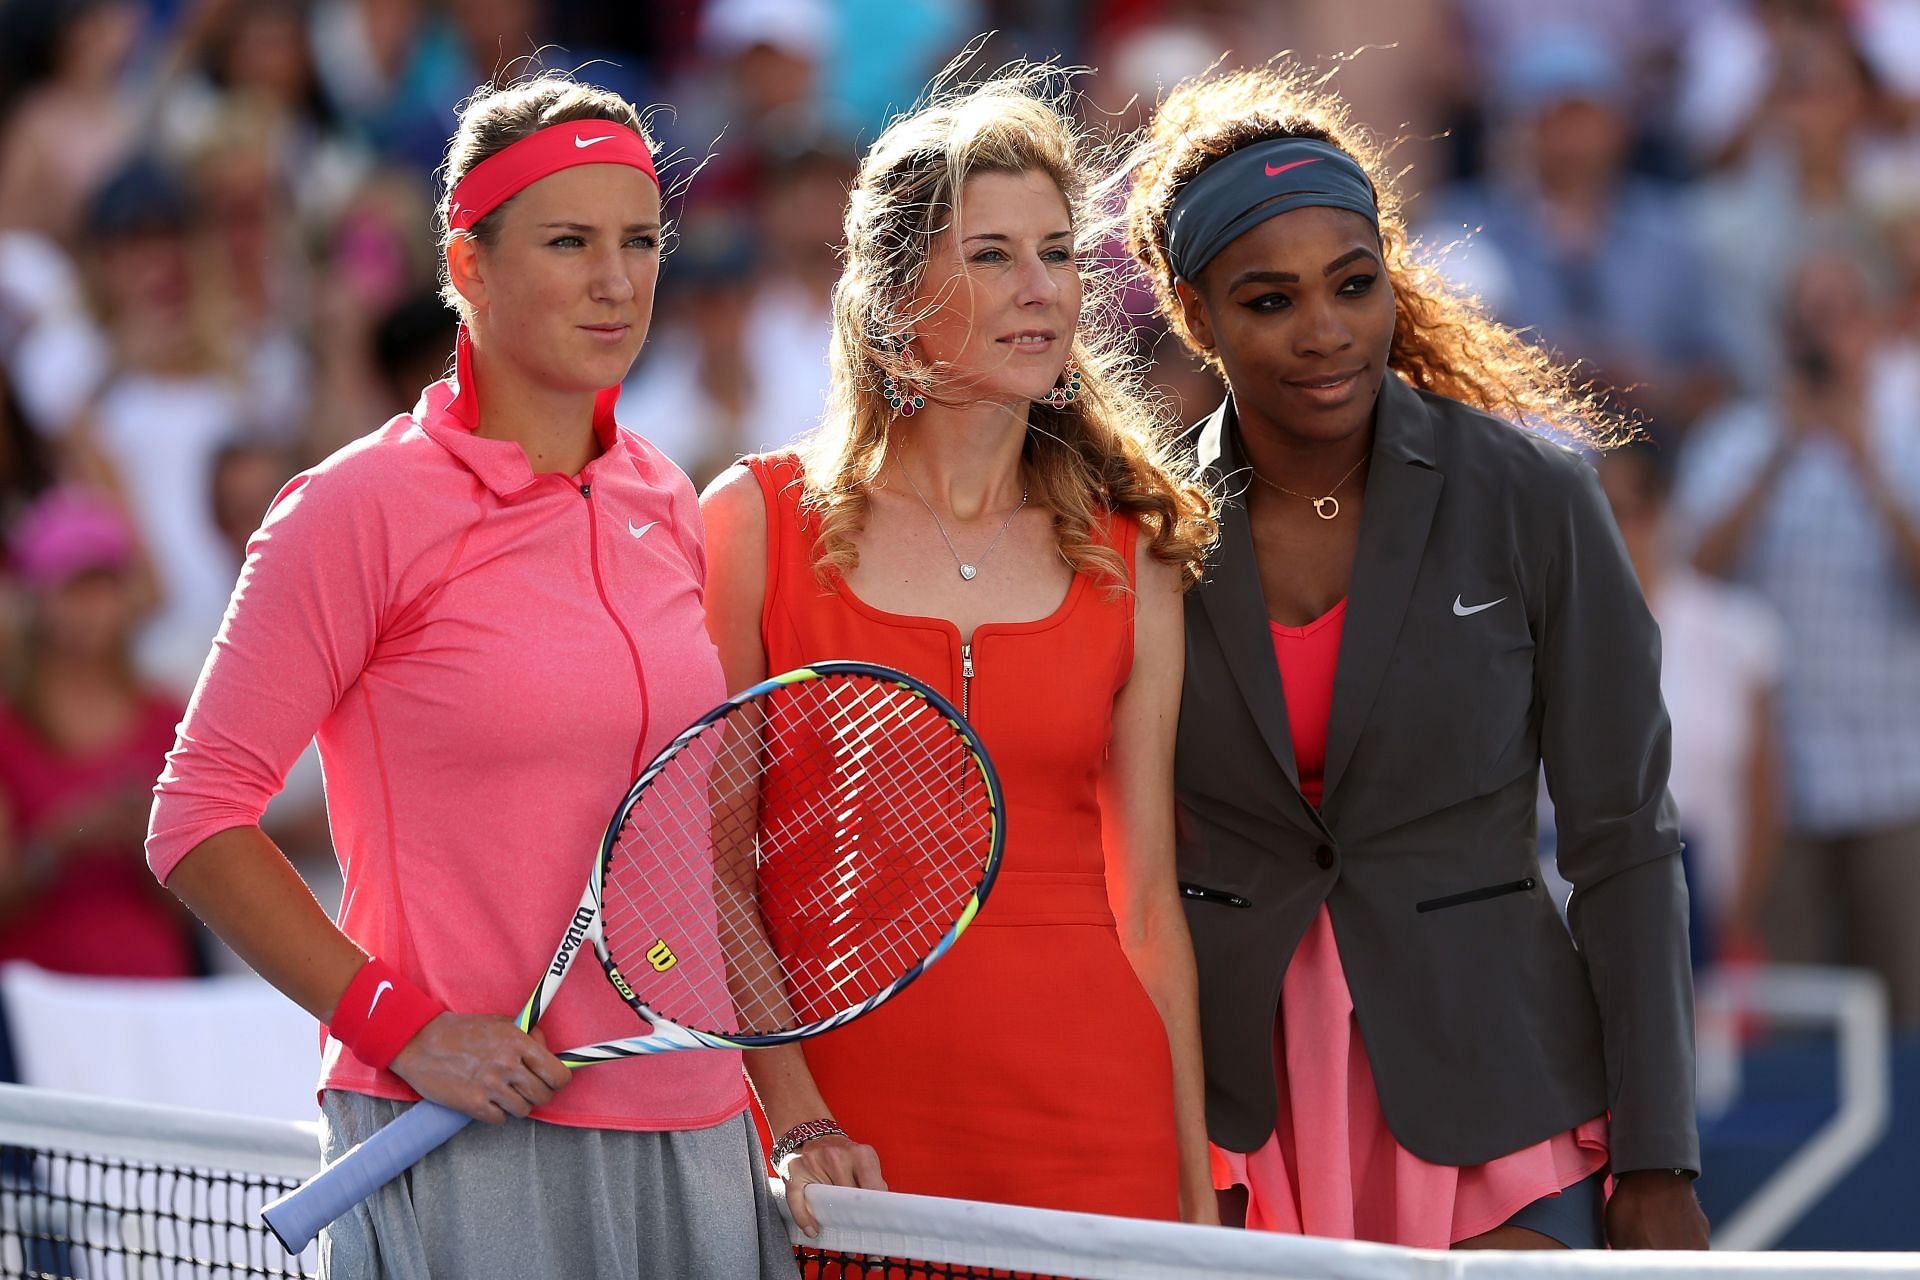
[[147, 342, 747, 1132]]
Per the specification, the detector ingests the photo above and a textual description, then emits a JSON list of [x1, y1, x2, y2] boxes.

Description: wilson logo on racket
[[646, 940, 677, 972], [550, 905, 595, 979]]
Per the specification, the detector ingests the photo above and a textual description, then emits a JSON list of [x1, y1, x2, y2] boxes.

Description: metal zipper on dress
[[961, 641, 973, 719]]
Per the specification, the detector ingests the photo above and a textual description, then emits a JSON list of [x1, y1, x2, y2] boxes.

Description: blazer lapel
[[1321, 375, 1445, 817], [1193, 401, 1309, 803]]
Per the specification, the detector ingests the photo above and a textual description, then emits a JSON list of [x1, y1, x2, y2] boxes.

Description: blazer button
[[1314, 844, 1335, 869]]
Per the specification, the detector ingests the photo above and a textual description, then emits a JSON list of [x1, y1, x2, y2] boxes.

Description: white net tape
[[0, 1085, 1912, 1279]]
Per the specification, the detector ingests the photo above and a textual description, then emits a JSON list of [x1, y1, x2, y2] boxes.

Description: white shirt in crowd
[[1654, 563, 1785, 926]]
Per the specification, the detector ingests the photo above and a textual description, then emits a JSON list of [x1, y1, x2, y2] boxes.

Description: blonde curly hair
[[1124, 63, 1629, 449], [799, 59, 1217, 590]]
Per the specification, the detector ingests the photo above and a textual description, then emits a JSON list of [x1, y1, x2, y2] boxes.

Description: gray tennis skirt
[[317, 1092, 798, 1280]]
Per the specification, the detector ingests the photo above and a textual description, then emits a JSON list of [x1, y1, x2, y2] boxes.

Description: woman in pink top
[[0, 487, 196, 979], [146, 76, 794, 1279], [1124, 67, 1710, 1250]]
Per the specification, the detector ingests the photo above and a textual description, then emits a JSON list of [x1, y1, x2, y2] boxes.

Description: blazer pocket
[[1179, 882, 1252, 909], [1415, 876, 1536, 913]]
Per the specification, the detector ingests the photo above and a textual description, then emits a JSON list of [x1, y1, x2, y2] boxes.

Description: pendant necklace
[[899, 457, 1028, 582], [1251, 450, 1371, 520]]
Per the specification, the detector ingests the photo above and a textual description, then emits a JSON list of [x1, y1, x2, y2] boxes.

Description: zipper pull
[[962, 643, 973, 678]]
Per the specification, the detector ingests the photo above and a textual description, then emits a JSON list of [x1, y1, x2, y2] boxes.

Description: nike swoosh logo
[[1265, 157, 1323, 178], [368, 980, 393, 1016], [574, 135, 615, 149], [1453, 594, 1507, 617], [628, 520, 657, 539]]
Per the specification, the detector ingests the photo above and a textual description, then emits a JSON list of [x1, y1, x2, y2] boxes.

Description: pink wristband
[[326, 957, 444, 1071]]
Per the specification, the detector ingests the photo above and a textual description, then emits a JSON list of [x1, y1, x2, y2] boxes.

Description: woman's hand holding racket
[[389, 1015, 571, 1123], [262, 661, 1004, 1253]]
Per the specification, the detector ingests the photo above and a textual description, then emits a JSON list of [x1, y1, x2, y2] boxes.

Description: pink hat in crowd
[[9, 486, 137, 590]]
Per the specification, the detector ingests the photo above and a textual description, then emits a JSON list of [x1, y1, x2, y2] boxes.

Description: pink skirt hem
[[1210, 906, 1609, 1249]]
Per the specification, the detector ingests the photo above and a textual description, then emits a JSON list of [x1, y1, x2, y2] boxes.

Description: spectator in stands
[[0, 0, 144, 243], [743, 136, 857, 446], [304, 178, 443, 457], [183, 111, 314, 429], [1599, 446, 1784, 967], [307, 0, 494, 172], [154, 0, 357, 227], [1419, 31, 1732, 439], [1691, 13, 1900, 392], [616, 209, 764, 488], [1676, 247, 1920, 1029], [0, 486, 196, 979], [58, 160, 285, 697]]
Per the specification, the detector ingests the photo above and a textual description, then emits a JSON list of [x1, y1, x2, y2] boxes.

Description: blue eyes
[[968, 248, 1076, 266], [547, 235, 659, 250]]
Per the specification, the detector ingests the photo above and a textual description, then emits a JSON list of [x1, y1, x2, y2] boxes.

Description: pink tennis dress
[[1210, 598, 1609, 1248]]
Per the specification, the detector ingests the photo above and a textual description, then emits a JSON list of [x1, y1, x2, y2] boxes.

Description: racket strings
[[777, 678, 990, 997], [600, 673, 991, 1039], [788, 745, 985, 985]]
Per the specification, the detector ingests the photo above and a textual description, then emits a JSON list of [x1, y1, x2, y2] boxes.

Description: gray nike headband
[[1164, 137, 1380, 282]]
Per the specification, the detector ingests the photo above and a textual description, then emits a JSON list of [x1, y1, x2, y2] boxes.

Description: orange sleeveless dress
[[746, 453, 1181, 1220]]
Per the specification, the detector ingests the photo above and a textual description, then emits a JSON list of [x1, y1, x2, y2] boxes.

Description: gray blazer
[[1175, 374, 1699, 1174]]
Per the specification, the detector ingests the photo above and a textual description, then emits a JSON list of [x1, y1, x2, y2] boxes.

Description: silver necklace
[[898, 459, 1028, 582]]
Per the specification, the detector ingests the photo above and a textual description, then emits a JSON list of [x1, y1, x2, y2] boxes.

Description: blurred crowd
[[0, 0, 1917, 1037]]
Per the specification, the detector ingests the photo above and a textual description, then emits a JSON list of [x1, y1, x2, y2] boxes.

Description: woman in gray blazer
[[1123, 66, 1708, 1251]]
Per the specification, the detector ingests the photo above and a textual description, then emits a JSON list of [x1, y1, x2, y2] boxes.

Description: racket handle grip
[[261, 1099, 473, 1253]]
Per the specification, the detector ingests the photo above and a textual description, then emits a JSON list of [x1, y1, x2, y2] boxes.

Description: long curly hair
[[800, 59, 1216, 590], [1124, 63, 1629, 448]]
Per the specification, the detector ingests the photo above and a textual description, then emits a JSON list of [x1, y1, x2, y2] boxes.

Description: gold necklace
[[1250, 451, 1371, 520]]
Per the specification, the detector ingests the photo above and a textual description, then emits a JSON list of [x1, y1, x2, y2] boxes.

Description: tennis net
[[0, 1083, 1911, 1279]]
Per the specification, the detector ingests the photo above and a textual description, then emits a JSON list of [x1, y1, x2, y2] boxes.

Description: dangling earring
[[884, 371, 926, 418], [1043, 359, 1082, 410]]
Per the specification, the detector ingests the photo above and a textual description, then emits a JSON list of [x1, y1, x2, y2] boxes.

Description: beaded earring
[[883, 371, 926, 418], [1042, 359, 1082, 410]]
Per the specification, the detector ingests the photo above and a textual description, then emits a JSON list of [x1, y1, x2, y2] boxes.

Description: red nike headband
[[446, 119, 659, 233]]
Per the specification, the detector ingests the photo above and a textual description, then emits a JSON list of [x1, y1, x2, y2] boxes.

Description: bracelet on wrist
[[771, 1118, 846, 1167], [326, 956, 444, 1071]]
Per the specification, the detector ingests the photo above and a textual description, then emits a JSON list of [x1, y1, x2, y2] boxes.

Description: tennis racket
[[262, 660, 1003, 1252]]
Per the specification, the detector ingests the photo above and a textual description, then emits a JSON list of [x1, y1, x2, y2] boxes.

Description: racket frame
[[527, 659, 1003, 1063]]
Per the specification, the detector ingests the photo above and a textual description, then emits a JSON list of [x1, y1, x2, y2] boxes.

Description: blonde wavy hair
[[1124, 63, 1630, 448], [799, 60, 1217, 590]]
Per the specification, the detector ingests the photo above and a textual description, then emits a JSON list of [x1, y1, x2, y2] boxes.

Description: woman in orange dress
[[701, 65, 1218, 1230]]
